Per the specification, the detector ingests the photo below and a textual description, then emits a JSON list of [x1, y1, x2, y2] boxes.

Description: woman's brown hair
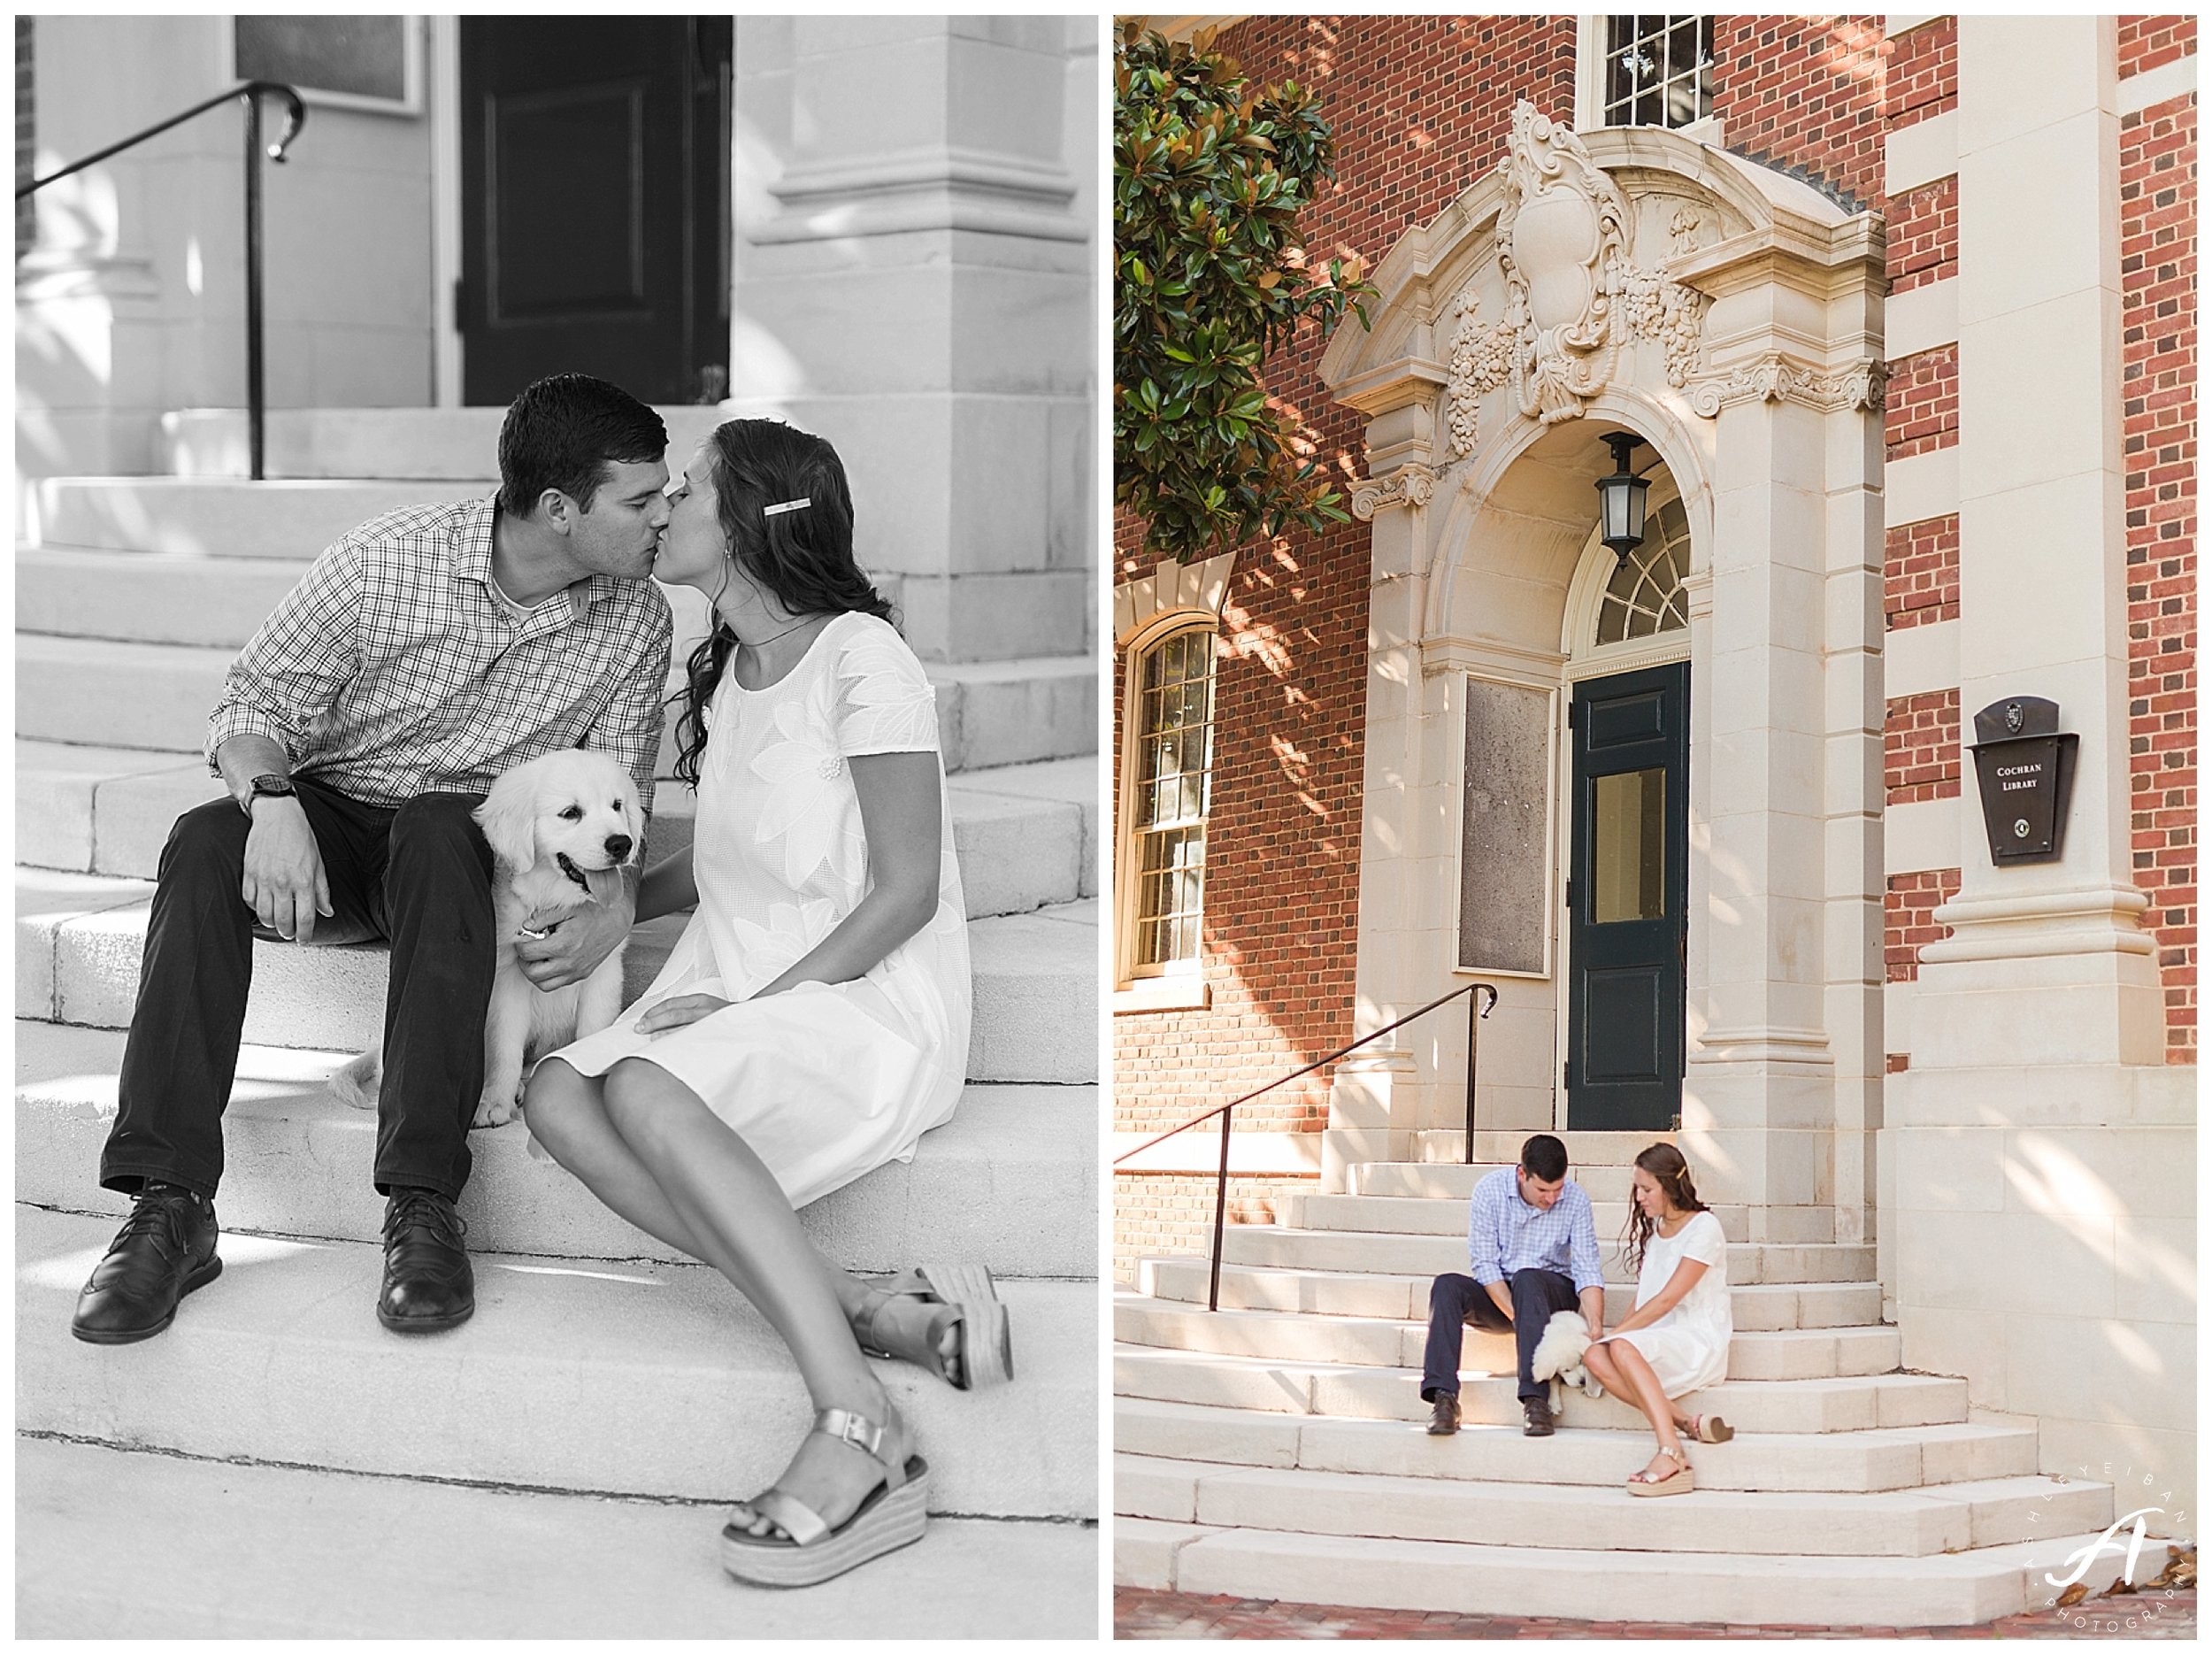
[[1619, 1142, 1709, 1277]]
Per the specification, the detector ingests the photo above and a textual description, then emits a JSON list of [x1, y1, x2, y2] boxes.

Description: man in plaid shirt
[[1421, 1133, 1607, 1437], [73, 373, 677, 1346]]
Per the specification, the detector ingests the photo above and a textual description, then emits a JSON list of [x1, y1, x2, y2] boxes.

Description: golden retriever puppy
[[329, 749, 641, 1128]]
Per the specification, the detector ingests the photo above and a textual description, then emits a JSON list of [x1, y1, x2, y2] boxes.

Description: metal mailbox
[[1966, 696, 2078, 866]]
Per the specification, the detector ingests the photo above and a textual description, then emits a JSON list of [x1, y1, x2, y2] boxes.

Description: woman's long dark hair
[[670, 420, 895, 788], [1618, 1142, 1710, 1277]]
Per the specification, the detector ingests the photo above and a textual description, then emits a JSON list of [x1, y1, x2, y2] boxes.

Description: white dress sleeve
[[832, 619, 939, 757], [1683, 1211, 1726, 1268]]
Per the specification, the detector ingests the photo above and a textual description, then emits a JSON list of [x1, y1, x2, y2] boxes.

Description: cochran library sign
[[1967, 696, 2079, 866]]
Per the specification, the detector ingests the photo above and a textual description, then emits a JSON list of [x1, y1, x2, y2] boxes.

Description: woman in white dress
[[523, 419, 999, 1587], [1581, 1143, 1734, 1497]]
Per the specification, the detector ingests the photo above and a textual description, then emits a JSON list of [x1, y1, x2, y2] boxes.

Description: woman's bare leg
[[527, 1056, 962, 1381], [1592, 1336, 1686, 1481]]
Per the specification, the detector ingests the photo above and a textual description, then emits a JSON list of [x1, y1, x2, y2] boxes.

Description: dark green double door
[[1565, 663, 1689, 1131]]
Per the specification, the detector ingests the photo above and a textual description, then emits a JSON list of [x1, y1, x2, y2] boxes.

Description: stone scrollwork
[[1445, 291, 1515, 458], [1350, 463, 1437, 520], [1686, 354, 1887, 419]]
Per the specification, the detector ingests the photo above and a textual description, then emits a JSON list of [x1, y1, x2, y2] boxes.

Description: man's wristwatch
[[241, 774, 298, 817]]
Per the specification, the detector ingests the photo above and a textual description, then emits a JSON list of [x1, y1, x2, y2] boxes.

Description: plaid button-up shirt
[[205, 496, 672, 815], [1466, 1165, 1605, 1296]]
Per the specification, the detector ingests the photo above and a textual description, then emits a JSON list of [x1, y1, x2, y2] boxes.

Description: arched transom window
[[1595, 495, 1691, 646]]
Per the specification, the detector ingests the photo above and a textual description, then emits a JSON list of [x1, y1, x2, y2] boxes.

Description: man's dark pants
[[1421, 1267, 1579, 1405], [99, 780, 495, 1205]]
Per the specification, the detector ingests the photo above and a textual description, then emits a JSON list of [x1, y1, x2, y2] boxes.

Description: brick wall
[[1885, 515, 1960, 630], [1886, 175, 1958, 295], [1711, 15, 1888, 212], [1885, 868, 1962, 987], [1884, 689, 1962, 805], [15, 19, 31, 260], [1111, 1174, 1311, 1284], [1883, 344, 1960, 458], [1886, 15, 1955, 127], [2119, 29, 2197, 1061]]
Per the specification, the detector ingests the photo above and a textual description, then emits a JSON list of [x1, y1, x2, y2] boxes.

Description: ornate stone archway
[[1317, 107, 1886, 1244]]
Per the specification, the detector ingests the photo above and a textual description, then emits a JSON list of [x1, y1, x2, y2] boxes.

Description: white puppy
[[1531, 1307, 1607, 1405], [329, 749, 641, 1128]]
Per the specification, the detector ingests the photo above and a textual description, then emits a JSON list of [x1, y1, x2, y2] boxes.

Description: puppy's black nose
[[605, 835, 633, 862]]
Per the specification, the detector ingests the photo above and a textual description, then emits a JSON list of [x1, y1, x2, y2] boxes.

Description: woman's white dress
[[1599, 1209, 1732, 1397], [549, 611, 972, 1208]]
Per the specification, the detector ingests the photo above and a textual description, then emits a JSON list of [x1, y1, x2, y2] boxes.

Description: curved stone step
[[1115, 1515, 2172, 1630], [1111, 1343, 1968, 1433], [1113, 1397, 2040, 1493], [1116, 1453, 2115, 1560], [1288, 1189, 1755, 1243], [19, 740, 1095, 920], [19, 871, 1096, 1085], [17, 548, 310, 649], [1218, 1224, 1875, 1286], [22, 1435, 1094, 1638], [158, 405, 726, 481], [30, 477, 490, 559], [16, 1021, 1094, 1277], [1136, 1256, 1885, 1332], [19, 1205, 1094, 1518]]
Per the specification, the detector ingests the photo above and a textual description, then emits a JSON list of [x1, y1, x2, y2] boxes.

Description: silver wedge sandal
[[854, 1261, 1014, 1391], [720, 1407, 930, 1589]]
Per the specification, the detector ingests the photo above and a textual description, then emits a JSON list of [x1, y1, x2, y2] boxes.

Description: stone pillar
[[725, 16, 1094, 664], [1889, 15, 2193, 1536]]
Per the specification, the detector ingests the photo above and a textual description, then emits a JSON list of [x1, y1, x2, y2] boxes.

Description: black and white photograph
[[15, 13, 1099, 1636]]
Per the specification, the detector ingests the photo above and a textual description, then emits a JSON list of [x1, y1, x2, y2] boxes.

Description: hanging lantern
[[1595, 431, 1649, 558]]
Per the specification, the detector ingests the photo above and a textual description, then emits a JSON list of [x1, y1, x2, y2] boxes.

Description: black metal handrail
[[18, 81, 307, 481], [1115, 980, 1500, 1311]]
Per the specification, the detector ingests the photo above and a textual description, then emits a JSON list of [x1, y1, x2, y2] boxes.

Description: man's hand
[[241, 797, 332, 943], [516, 884, 635, 989]]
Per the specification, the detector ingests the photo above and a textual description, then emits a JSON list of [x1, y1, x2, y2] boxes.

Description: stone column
[[1890, 15, 2193, 1533], [725, 16, 1093, 664]]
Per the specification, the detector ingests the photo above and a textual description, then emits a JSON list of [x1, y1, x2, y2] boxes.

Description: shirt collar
[[455, 494, 621, 622]]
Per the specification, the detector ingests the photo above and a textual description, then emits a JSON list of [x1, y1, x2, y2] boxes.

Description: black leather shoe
[[1426, 1393, 1461, 1436], [378, 1188, 474, 1333], [1523, 1397, 1555, 1436], [72, 1185, 221, 1344]]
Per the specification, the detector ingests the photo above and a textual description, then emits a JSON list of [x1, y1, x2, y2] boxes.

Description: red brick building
[[1113, 14, 2195, 1588]]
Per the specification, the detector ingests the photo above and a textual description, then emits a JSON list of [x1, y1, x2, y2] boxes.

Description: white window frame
[[1114, 612, 1220, 1011], [1575, 15, 1724, 148]]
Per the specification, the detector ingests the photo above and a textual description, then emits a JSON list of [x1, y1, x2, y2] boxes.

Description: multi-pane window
[[1128, 627, 1217, 974], [1600, 16, 1715, 131], [1596, 496, 1691, 645]]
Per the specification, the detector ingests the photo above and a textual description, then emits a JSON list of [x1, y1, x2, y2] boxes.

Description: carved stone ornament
[[1686, 354, 1887, 419], [1445, 102, 1710, 456], [1350, 463, 1437, 520]]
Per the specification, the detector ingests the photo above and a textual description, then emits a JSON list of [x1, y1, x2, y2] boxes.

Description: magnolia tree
[[1113, 25, 1373, 565]]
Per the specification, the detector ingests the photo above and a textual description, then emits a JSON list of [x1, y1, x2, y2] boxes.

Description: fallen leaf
[[2055, 1583, 2089, 1609]]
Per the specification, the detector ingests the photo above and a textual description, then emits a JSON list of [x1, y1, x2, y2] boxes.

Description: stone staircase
[[1114, 1131, 2170, 1628], [14, 409, 1098, 1636]]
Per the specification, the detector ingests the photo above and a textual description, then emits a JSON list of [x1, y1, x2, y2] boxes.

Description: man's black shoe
[[378, 1188, 474, 1333], [1426, 1393, 1461, 1436], [1523, 1396, 1555, 1436], [72, 1183, 221, 1344]]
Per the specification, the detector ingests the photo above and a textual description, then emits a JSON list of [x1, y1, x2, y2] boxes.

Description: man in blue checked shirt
[[1421, 1133, 1606, 1437], [72, 373, 676, 1351]]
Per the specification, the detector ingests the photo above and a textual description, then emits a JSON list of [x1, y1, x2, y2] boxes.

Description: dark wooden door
[[459, 18, 729, 406], [1565, 662, 1689, 1130]]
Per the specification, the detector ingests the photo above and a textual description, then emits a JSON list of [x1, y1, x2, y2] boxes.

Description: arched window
[[1594, 495, 1691, 646], [1125, 625, 1217, 977]]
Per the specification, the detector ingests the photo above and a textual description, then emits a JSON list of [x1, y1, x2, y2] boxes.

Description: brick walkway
[[1114, 1588, 2197, 1639]]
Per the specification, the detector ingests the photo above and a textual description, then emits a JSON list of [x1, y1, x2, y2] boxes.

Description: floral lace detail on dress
[[833, 623, 938, 756]]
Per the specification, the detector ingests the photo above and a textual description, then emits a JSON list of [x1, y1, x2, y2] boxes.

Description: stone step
[[1115, 1454, 2114, 1560], [1287, 1189, 1755, 1243], [1404, 1129, 1671, 1166], [19, 1205, 1094, 1518], [1217, 1224, 1875, 1287], [17, 547, 311, 649], [16, 1021, 1094, 1277], [14, 635, 1094, 773], [1135, 1259, 1885, 1335], [1112, 1397, 2040, 1494], [1110, 1343, 1968, 1433], [18, 869, 1097, 1086], [19, 740, 1097, 919], [19, 1434, 1094, 1638], [29, 476, 490, 559], [1347, 1160, 1640, 1202], [1113, 1296, 1913, 1388], [1114, 1515, 2171, 1630], [158, 405, 728, 481]]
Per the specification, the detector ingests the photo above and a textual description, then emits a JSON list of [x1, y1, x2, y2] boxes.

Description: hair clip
[[762, 497, 811, 517]]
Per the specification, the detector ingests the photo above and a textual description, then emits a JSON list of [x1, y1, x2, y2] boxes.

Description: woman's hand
[[634, 993, 733, 1035]]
